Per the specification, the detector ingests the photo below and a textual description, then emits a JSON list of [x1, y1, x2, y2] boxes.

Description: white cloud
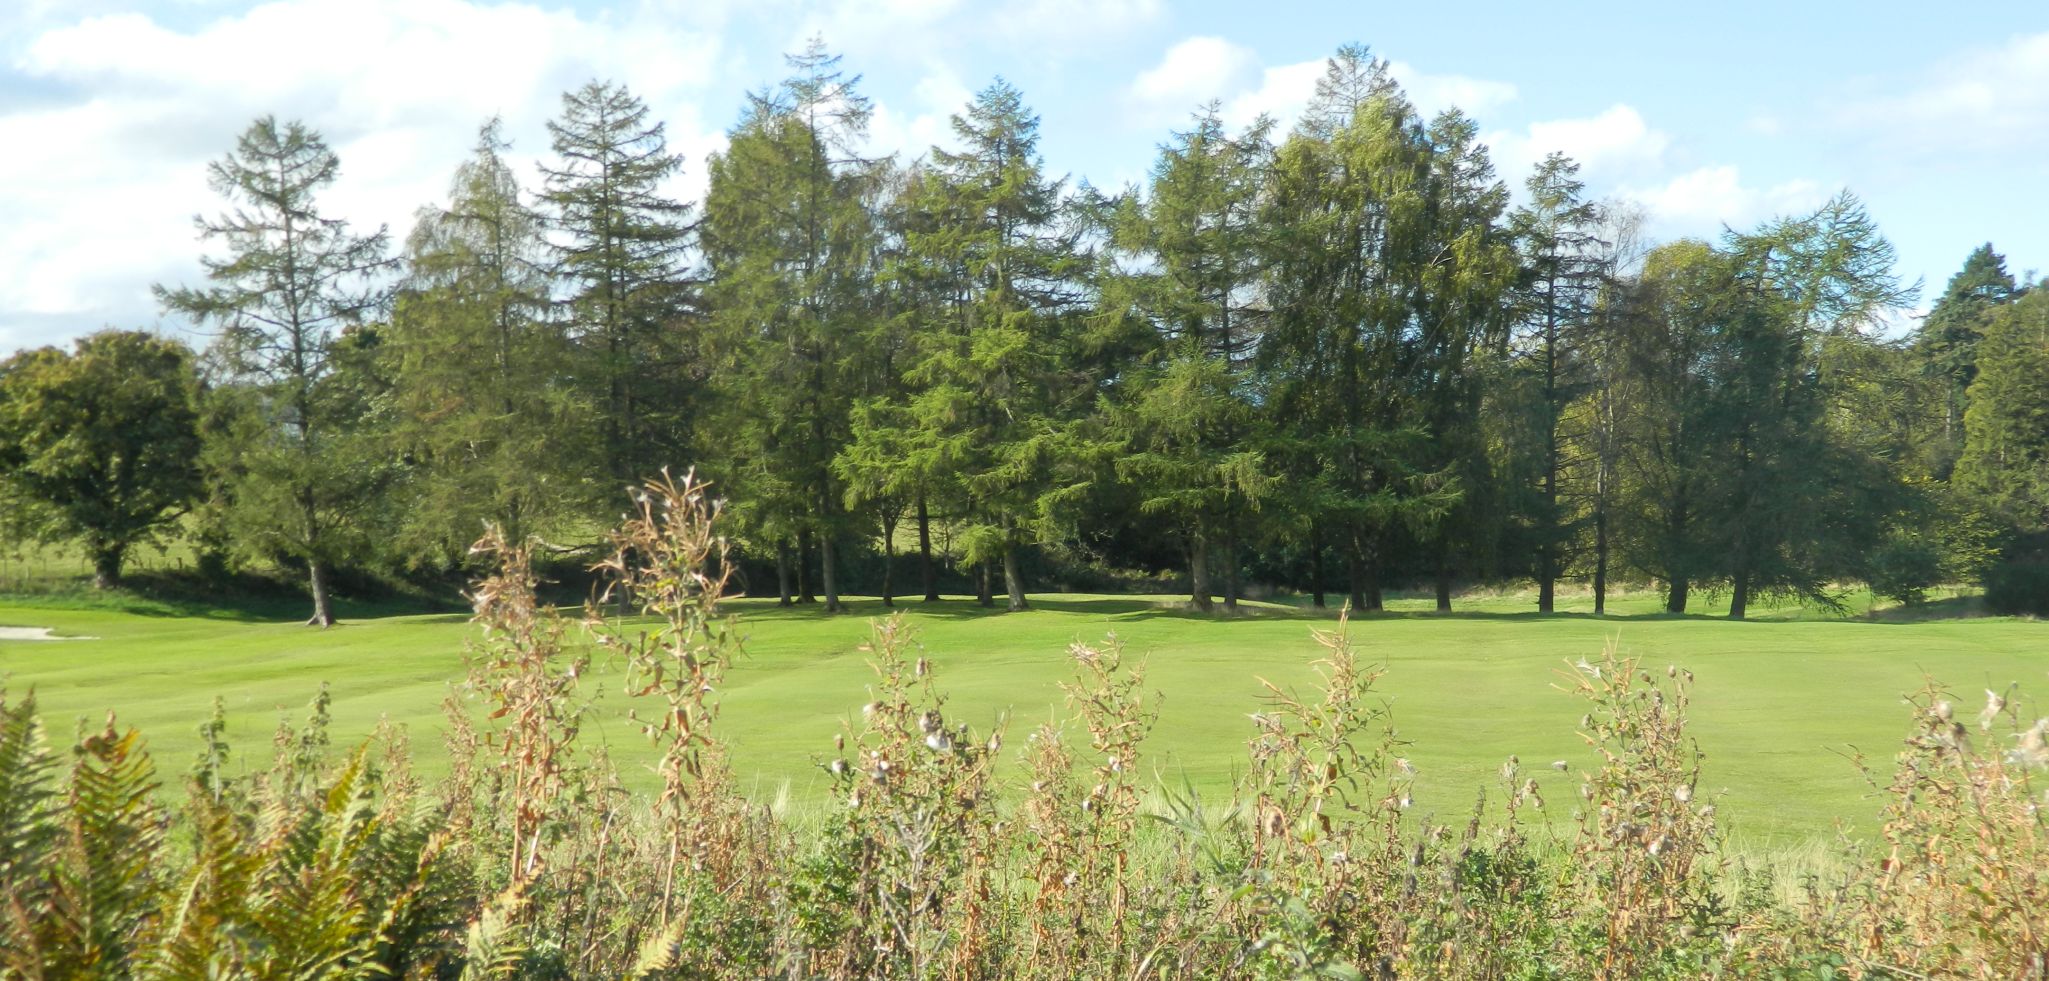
[[1192, 50, 1518, 133], [1483, 104, 1672, 184], [1835, 29, 2049, 157], [0, 0, 729, 345], [1621, 165, 1827, 237], [866, 66, 974, 159], [1385, 60, 1517, 119], [1219, 58, 1322, 130], [1127, 36, 1259, 122]]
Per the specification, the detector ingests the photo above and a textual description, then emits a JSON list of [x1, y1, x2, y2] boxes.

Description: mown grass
[[1, 584, 2040, 848]]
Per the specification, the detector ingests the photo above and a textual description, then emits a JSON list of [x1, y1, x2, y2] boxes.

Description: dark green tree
[[864, 80, 1089, 611], [1914, 244, 2017, 476], [705, 40, 881, 614], [1957, 286, 2049, 538], [156, 117, 390, 625], [1101, 106, 1274, 611], [1506, 153, 1606, 612], [540, 81, 696, 483], [0, 331, 205, 588], [387, 120, 596, 567]]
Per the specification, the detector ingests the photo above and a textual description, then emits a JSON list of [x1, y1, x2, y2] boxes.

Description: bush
[[1983, 558, 2049, 616], [1868, 533, 1944, 606]]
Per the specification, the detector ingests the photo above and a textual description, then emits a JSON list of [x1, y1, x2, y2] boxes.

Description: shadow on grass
[[0, 569, 463, 624]]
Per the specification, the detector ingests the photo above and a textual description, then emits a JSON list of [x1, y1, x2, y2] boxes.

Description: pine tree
[[874, 81, 1088, 611], [388, 120, 595, 567], [156, 116, 390, 626], [705, 40, 881, 614], [1102, 106, 1274, 612], [540, 81, 696, 484], [1507, 153, 1606, 613], [1957, 287, 2049, 538], [1915, 244, 2017, 475], [1257, 48, 1462, 612]]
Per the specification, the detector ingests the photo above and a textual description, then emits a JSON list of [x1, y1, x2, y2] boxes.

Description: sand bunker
[[0, 626, 93, 641]]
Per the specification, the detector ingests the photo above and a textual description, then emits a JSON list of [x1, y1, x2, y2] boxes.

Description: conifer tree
[[540, 81, 696, 483], [1102, 106, 1273, 611], [156, 117, 390, 626], [705, 40, 881, 614], [387, 120, 594, 567], [1507, 153, 1606, 612], [870, 81, 1087, 611]]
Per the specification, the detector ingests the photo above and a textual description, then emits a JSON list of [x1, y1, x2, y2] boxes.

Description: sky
[[2, 0, 2045, 353]]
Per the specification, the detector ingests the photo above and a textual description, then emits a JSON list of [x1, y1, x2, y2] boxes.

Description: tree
[[705, 40, 881, 614], [1914, 244, 2017, 475], [1957, 287, 2049, 539], [0, 331, 205, 588], [156, 116, 390, 626], [1256, 47, 1463, 612], [1101, 107, 1274, 611], [387, 119, 596, 568], [540, 81, 697, 484], [859, 81, 1089, 611], [1507, 153, 1606, 613]]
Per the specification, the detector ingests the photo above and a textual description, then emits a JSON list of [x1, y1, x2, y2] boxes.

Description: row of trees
[[3, 43, 2042, 622]]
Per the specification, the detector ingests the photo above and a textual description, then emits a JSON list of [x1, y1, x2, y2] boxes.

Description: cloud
[[1834, 29, 2049, 158], [1483, 104, 1672, 184], [866, 66, 974, 159], [1127, 36, 1260, 122], [1621, 165, 1827, 237], [0, 0, 730, 344], [1193, 50, 1517, 133], [1385, 60, 1517, 118]]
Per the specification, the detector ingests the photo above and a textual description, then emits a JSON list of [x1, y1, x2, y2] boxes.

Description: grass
[[1, 583, 2042, 849]]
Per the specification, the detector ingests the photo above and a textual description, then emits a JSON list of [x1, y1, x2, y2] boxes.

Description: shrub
[[1983, 557, 2049, 616]]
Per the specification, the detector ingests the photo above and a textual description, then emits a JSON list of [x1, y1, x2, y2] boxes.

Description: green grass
[[2, 585, 2042, 849]]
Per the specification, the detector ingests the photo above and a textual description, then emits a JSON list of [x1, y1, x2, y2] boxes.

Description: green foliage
[[1982, 558, 2049, 616], [1957, 287, 2049, 536], [385, 120, 597, 570], [155, 115, 393, 626], [539, 80, 697, 484], [0, 330, 204, 589]]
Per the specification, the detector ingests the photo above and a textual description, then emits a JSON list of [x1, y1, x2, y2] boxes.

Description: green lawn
[[2, 586, 2042, 849]]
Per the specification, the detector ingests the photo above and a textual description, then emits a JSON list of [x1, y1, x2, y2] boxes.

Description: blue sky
[[3, 0, 2045, 352]]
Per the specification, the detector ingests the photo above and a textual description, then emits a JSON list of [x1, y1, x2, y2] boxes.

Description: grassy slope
[[2, 587, 2042, 847]]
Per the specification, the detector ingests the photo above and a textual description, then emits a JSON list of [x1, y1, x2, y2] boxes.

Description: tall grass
[[1, 475, 2043, 979]]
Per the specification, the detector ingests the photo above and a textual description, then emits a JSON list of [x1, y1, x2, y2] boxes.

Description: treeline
[[3, 42, 2046, 623]]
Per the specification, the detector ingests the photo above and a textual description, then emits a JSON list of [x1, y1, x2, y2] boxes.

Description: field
[[1, 585, 2041, 850]]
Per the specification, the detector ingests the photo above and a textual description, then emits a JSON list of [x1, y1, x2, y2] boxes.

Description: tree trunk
[[1002, 545, 1029, 612], [820, 531, 842, 614], [1222, 534, 1241, 614], [917, 493, 939, 602], [1309, 527, 1327, 610], [1666, 575, 1689, 615], [306, 559, 336, 627], [90, 544, 124, 591], [1729, 570, 1750, 621], [881, 506, 898, 609], [775, 540, 793, 606], [798, 531, 816, 604], [1434, 553, 1452, 613], [1189, 534, 1214, 612], [1359, 534, 1384, 612], [1593, 511, 1609, 616], [1536, 552, 1555, 614], [1345, 537, 1366, 613], [976, 561, 993, 608]]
